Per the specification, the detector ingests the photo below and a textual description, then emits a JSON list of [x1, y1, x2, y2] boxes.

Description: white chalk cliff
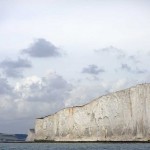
[[27, 83, 150, 141]]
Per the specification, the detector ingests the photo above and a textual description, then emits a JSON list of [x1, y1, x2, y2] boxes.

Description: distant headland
[[0, 133, 27, 142]]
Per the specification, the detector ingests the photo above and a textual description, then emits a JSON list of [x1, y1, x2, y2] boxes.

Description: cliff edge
[[27, 83, 150, 142]]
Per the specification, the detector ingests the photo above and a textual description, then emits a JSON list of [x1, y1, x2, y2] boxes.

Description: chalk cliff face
[[26, 129, 35, 142], [27, 83, 150, 141]]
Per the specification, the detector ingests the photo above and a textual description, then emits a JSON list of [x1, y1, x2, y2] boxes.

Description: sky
[[0, 0, 150, 134]]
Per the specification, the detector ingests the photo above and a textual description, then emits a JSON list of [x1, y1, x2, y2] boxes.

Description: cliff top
[[37, 83, 150, 120]]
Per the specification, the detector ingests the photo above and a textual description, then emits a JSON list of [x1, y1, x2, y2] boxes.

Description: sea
[[0, 143, 150, 150]]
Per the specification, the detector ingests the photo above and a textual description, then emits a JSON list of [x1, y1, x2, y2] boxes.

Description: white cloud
[[0, 72, 72, 132]]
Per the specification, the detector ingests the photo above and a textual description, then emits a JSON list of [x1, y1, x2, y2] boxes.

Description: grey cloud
[[128, 55, 140, 64], [121, 64, 131, 72], [95, 46, 126, 59], [2, 69, 23, 78], [136, 68, 147, 74], [121, 63, 147, 74], [0, 77, 12, 95], [22, 38, 61, 58], [0, 58, 32, 78], [82, 64, 105, 75]]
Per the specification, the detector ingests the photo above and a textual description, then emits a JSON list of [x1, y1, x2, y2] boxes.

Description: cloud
[[22, 38, 61, 58], [135, 68, 147, 74], [121, 63, 147, 74], [2, 72, 72, 117], [15, 73, 72, 104], [0, 77, 12, 95], [95, 46, 126, 59], [82, 64, 105, 75], [0, 72, 73, 132], [128, 55, 140, 64], [121, 64, 131, 72], [0, 58, 32, 78], [95, 46, 148, 75]]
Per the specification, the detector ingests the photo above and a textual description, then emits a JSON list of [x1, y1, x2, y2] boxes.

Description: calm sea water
[[0, 143, 150, 150]]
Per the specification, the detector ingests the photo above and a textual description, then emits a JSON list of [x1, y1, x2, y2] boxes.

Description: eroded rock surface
[[26, 129, 35, 141], [27, 83, 150, 141]]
